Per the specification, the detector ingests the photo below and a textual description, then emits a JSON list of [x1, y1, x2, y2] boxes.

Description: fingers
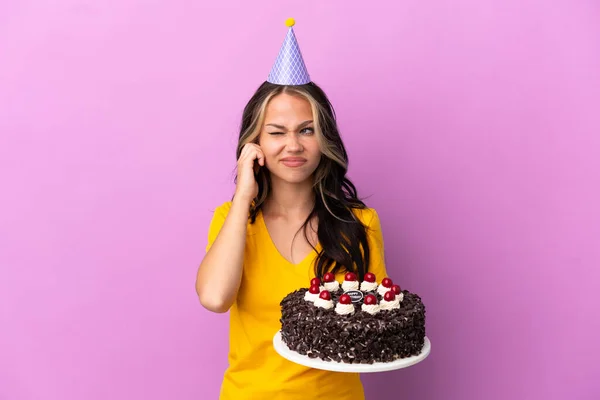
[[239, 143, 264, 167], [256, 147, 265, 166]]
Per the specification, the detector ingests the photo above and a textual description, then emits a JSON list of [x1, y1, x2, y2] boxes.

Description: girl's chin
[[270, 170, 315, 185]]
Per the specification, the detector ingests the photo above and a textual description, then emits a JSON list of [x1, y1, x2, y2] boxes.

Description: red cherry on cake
[[364, 272, 376, 283], [309, 285, 320, 294], [381, 277, 393, 288], [345, 272, 357, 281], [384, 290, 396, 302], [310, 277, 321, 287], [339, 294, 351, 305], [392, 284, 402, 295], [319, 290, 331, 301], [364, 294, 377, 305], [323, 272, 335, 283]]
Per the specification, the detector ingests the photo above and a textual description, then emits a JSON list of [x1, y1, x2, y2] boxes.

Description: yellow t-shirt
[[205, 201, 389, 400]]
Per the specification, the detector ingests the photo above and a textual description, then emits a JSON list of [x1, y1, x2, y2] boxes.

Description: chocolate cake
[[279, 272, 426, 364]]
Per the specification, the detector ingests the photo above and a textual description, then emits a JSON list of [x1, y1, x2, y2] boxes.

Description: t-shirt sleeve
[[205, 201, 233, 253], [365, 208, 389, 280]]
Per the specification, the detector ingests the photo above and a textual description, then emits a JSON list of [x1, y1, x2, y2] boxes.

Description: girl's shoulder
[[211, 200, 233, 216], [205, 201, 233, 237], [351, 206, 381, 227]]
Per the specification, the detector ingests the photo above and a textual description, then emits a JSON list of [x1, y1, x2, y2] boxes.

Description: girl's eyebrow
[[265, 120, 314, 130]]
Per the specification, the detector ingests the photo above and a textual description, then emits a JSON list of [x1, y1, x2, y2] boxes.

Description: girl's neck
[[263, 177, 315, 218]]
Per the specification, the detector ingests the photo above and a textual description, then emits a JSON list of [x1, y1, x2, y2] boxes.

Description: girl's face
[[258, 93, 322, 185]]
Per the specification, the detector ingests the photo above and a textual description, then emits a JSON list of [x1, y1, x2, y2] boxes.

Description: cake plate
[[272, 330, 431, 373]]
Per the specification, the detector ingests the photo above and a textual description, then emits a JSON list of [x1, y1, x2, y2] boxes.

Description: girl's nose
[[286, 133, 303, 152]]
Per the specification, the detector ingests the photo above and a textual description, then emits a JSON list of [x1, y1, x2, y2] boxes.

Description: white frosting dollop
[[380, 296, 401, 310], [361, 303, 381, 315], [377, 284, 394, 296], [334, 302, 355, 315], [304, 290, 320, 302], [360, 281, 378, 292], [313, 297, 334, 309], [342, 280, 359, 291], [323, 280, 340, 291]]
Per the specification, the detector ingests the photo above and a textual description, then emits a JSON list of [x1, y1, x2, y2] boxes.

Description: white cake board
[[273, 330, 431, 373]]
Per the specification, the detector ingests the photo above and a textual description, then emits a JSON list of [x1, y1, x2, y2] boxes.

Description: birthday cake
[[279, 272, 426, 364]]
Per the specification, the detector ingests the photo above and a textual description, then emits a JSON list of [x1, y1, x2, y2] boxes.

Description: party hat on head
[[267, 18, 311, 85]]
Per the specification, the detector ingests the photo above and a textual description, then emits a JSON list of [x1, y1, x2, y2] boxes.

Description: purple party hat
[[267, 18, 311, 85]]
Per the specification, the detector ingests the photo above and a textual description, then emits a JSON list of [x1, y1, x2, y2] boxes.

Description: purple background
[[1, 1, 599, 399]]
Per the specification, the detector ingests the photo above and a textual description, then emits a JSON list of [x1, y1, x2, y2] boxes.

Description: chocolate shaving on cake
[[280, 288, 426, 364]]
